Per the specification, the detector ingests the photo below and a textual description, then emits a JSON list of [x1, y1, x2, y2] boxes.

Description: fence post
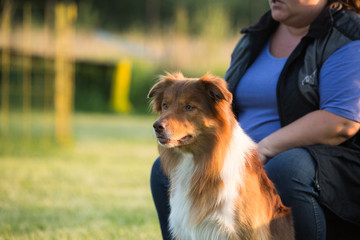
[[43, 1, 53, 140], [111, 60, 132, 113], [54, 2, 76, 145], [23, 2, 32, 140], [1, 0, 11, 138]]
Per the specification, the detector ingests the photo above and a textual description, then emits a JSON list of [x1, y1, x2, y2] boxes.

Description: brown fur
[[148, 73, 294, 239], [233, 149, 294, 239]]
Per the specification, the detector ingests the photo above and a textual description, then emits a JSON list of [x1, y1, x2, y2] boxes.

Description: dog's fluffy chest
[[168, 153, 194, 238], [168, 127, 254, 240], [169, 153, 229, 240]]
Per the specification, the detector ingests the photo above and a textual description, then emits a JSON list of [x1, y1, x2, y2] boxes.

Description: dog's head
[[147, 72, 233, 149]]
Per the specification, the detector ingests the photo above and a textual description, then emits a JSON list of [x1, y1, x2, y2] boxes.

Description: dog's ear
[[147, 74, 176, 112], [200, 73, 232, 104], [147, 79, 165, 99]]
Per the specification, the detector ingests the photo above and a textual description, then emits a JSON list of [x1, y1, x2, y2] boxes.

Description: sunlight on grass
[[0, 114, 162, 239]]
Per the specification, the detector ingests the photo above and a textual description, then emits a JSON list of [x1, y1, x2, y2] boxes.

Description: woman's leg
[[264, 148, 326, 240], [150, 157, 173, 240]]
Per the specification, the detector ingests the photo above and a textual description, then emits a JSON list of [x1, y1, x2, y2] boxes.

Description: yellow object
[[111, 60, 132, 113]]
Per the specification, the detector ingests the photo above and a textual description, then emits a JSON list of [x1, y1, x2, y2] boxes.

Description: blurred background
[[0, 0, 269, 239]]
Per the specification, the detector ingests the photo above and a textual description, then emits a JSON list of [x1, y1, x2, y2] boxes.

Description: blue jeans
[[150, 158, 173, 240], [150, 148, 326, 240]]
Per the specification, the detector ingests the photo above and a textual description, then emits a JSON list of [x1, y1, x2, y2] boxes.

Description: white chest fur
[[168, 126, 256, 240], [169, 153, 194, 239]]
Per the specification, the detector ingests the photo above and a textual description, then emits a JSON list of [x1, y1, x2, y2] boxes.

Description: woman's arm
[[258, 110, 360, 161]]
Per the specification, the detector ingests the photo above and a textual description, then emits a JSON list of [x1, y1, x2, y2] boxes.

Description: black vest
[[225, 7, 360, 225]]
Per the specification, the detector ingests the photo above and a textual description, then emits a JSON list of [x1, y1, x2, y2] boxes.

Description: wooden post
[[43, 1, 53, 140], [54, 2, 76, 145], [23, 2, 32, 140], [1, 0, 11, 138]]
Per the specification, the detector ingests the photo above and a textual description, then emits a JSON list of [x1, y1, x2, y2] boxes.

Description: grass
[[0, 113, 162, 240]]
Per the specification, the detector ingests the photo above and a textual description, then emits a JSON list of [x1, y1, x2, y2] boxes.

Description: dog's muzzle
[[153, 120, 193, 147]]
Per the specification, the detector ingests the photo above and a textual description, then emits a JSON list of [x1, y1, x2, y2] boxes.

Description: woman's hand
[[258, 140, 274, 163]]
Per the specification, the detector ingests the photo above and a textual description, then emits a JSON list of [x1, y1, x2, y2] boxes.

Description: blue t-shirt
[[235, 40, 360, 143]]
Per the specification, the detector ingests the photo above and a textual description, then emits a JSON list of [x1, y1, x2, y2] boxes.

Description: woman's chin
[[271, 10, 289, 22]]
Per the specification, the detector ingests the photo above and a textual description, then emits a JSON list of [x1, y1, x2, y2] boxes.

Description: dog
[[148, 72, 294, 240]]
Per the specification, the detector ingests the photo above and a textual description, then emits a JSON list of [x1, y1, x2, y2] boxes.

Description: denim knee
[[150, 158, 173, 240], [264, 148, 326, 240], [151, 157, 169, 189], [264, 148, 318, 203]]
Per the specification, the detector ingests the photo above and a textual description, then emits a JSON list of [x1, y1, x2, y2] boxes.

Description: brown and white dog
[[148, 73, 294, 240]]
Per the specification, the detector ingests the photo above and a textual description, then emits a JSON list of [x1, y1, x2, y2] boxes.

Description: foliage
[[74, 62, 114, 112], [11, 0, 269, 32], [74, 60, 161, 114], [5, 0, 270, 114], [129, 60, 161, 114]]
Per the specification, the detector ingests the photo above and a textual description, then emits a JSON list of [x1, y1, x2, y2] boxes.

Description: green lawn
[[0, 114, 162, 240]]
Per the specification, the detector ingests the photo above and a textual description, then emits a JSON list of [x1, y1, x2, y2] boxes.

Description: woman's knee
[[264, 148, 317, 202], [150, 157, 169, 190]]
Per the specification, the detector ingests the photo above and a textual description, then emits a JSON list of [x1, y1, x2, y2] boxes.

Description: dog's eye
[[185, 105, 194, 111], [162, 103, 168, 110]]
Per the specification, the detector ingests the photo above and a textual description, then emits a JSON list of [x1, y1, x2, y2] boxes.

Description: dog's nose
[[153, 120, 165, 133]]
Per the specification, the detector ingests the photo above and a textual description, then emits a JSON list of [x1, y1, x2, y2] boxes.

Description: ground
[[0, 114, 161, 240]]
